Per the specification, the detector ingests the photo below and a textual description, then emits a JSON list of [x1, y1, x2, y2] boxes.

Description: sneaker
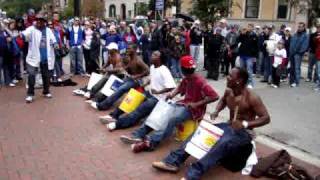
[[90, 102, 98, 110], [9, 83, 16, 87], [43, 93, 52, 98], [290, 83, 297, 88], [73, 89, 85, 96], [247, 85, 253, 89], [271, 84, 278, 88], [84, 92, 91, 99], [25, 96, 33, 103], [12, 79, 19, 84], [305, 78, 311, 82], [120, 135, 142, 144], [131, 140, 150, 153], [57, 78, 63, 82], [152, 161, 179, 173], [107, 122, 116, 131], [85, 100, 93, 104], [99, 115, 116, 124]]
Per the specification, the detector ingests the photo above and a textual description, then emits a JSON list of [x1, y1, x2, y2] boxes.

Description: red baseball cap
[[180, 55, 196, 69]]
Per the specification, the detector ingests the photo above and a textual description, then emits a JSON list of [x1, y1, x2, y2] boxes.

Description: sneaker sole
[[120, 136, 141, 144], [152, 163, 178, 173]]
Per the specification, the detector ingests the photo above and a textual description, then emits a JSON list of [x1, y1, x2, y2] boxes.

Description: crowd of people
[[0, 8, 320, 179]]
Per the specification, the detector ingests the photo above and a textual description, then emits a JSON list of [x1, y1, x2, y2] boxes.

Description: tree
[[82, 0, 105, 17], [288, 0, 320, 27], [61, 0, 74, 19], [0, 0, 49, 17]]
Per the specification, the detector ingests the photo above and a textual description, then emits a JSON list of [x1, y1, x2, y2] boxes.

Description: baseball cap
[[180, 55, 196, 69], [107, 42, 118, 50], [285, 27, 292, 32]]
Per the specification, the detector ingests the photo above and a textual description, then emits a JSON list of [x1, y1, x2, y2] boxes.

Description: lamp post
[[74, 0, 80, 17]]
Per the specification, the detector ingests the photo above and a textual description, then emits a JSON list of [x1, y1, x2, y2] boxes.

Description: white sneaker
[[84, 92, 91, 99], [57, 78, 63, 82], [25, 96, 33, 103], [85, 100, 93, 104], [305, 78, 311, 82], [247, 85, 253, 89], [73, 89, 85, 96], [290, 83, 297, 88], [12, 79, 19, 84], [9, 83, 16, 87], [271, 84, 278, 88], [44, 93, 52, 98], [107, 122, 116, 131], [91, 102, 98, 110]]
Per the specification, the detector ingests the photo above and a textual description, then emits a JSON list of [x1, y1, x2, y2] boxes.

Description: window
[[245, 0, 260, 18], [109, 4, 116, 18], [277, 0, 288, 19]]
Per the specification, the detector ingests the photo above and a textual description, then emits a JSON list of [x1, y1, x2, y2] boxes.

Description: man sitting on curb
[[152, 67, 270, 180], [120, 55, 219, 153], [91, 44, 149, 110], [99, 50, 176, 131]]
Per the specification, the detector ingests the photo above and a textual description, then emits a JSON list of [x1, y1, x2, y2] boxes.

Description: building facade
[[104, 0, 149, 19]]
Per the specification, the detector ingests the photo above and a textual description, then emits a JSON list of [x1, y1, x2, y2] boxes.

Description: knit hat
[[180, 55, 196, 69]]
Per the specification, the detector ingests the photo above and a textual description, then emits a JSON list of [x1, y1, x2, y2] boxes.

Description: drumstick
[[233, 105, 239, 122]]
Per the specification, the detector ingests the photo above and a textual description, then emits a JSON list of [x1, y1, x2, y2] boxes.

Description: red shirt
[[314, 33, 320, 60], [177, 74, 219, 121]]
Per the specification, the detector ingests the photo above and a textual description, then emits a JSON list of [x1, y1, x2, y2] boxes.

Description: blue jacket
[[290, 31, 309, 56], [68, 26, 84, 47], [0, 30, 8, 57]]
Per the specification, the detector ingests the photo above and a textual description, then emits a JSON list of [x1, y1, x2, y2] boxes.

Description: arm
[[247, 94, 271, 129], [211, 89, 229, 120], [131, 60, 150, 79]]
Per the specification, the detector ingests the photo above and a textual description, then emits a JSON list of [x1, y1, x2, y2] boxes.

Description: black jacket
[[238, 31, 259, 57]]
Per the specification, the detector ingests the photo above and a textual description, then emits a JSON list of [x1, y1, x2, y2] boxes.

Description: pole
[[74, 0, 80, 17]]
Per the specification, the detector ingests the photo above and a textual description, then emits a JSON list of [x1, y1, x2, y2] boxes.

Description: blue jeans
[[97, 78, 139, 110], [69, 46, 85, 74], [132, 104, 191, 149], [190, 45, 200, 64], [240, 56, 254, 86], [307, 53, 318, 82], [163, 123, 251, 180], [257, 51, 264, 75], [170, 58, 182, 78], [263, 56, 272, 82], [290, 54, 303, 85]]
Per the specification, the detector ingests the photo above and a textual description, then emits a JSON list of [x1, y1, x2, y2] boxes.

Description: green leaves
[[0, 0, 49, 17], [191, 0, 229, 23]]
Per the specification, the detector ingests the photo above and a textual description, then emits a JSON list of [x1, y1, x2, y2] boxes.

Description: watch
[[242, 121, 249, 129]]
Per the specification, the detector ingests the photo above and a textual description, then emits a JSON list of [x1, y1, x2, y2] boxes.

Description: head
[[74, 17, 80, 26], [8, 21, 16, 30], [35, 16, 46, 29], [316, 24, 320, 33], [109, 25, 116, 34], [219, 19, 227, 28], [151, 51, 164, 66], [297, 22, 306, 33], [207, 23, 213, 31], [175, 35, 181, 44], [277, 41, 284, 49], [215, 27, 222, 35], [47, 20, 54, 29], [53, 12, 59, 21], [230, 25, 237, 32], [267, 25, 274, 34], [84, 21, 91, 30], [120, 21, 126, 29], [227, 67, 249, 89], [247, 24, 254, 32], [180, 55, 196, 77], [127, 44, 137, 56], [144, 26, 150, 34], [255, 26, 261, 33], [285, 27, 291, 36]]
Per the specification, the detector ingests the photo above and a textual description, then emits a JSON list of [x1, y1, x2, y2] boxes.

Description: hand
[[210, 112, 219, 121], [165, 93, 173, 101], [231, 120, 244, 130], [186, 102, 197, 109]]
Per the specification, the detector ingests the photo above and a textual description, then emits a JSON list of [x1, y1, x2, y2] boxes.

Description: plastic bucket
[[175, 120, 198, 141], [119, 88, 145, 113], [87, 72, 104, 90], [185, 120, 224, 159]]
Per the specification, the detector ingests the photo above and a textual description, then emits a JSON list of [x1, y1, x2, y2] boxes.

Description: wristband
[[242, 121, 249, 129]]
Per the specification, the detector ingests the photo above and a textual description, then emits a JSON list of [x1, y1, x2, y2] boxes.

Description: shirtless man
[[152, 67, 270, 180]]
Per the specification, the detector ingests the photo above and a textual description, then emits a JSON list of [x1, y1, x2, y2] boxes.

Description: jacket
[[290, 30, 309, 56], [238, 31, 259, 57], [22, 26, 57, 70], [68, 26, 84, 47]]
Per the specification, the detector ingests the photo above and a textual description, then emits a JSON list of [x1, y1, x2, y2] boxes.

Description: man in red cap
[[120, 55, 219, 153]]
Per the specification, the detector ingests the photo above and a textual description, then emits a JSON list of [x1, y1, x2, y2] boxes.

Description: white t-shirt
[[149, 65, 176, 100], [73, 26, 79, 44], [273, 48, 287, 68]]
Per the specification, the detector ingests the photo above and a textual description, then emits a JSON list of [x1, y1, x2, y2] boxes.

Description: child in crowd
[[271, 41, 287, 88]]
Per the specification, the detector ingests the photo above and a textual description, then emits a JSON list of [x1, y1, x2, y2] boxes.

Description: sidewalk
[[0, 77, 319, 180]]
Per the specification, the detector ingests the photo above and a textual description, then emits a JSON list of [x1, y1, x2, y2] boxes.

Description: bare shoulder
[[247, 89, 263, 105]]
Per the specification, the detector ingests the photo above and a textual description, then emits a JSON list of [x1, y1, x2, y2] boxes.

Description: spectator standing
[[140, 26, 151, 65], [307, 25, 319, 83], [313, 24, 320, 92], [238, 24, 259, 88], [225, 25, 239, 75], [82, 21, 94, 76], [190, 20, 202, 67], [271, 41, 287, 88], [22, 15, 57, 103], [67, 17, 85, 75], [203, 23, 214, 70], [289, 22, 309, 87]]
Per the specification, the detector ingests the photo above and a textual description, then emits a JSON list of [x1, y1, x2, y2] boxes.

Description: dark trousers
[[272, 66, 280, 86], [225, 53, 236, 75], [27, 62, 51, 96], [207, 57, 220, 80], [83, 49, 91, 74]]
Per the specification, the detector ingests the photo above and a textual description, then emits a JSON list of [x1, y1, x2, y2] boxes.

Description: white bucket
[[100, 75, 123, 96], [185, 120, 224, 160], [87, 72, 104, 90], [145, 100, 175, 131]]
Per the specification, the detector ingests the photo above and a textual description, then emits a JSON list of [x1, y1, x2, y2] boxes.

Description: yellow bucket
[[176, 120, 198, 141], [119, 88, 145, 113]]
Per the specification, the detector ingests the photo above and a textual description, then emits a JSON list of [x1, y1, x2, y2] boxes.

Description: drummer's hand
[[165, 93, 173, 101], [186, 102, 197, 109], [231, 120, 244, 130], [210, 112, 219, 121]]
